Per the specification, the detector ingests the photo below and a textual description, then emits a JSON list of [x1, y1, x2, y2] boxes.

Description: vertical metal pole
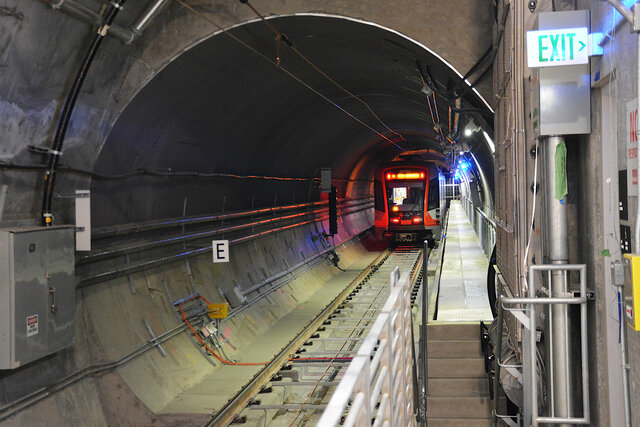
[[493, 296, 503, 427], [419, 240, 429, 425], [543, 135, 572, 425], [616, 284, 632, 427]]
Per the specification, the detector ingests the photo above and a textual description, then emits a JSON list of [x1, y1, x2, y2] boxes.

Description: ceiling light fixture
[[463, 117, 481, 137]]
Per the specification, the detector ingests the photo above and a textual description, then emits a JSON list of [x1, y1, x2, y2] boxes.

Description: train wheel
[[487, 245, 498, 318]]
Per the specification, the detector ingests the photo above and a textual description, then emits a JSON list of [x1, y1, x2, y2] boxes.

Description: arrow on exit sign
[[526, 27, 589, 68]]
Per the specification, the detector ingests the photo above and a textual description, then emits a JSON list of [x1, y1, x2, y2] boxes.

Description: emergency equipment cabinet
[[0, 226, 75, 369]]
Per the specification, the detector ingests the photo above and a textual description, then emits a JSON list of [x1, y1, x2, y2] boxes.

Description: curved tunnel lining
[[125, 11, 493, 123]]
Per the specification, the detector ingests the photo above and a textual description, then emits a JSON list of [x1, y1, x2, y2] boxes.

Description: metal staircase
[[427, 323, 493, 426]]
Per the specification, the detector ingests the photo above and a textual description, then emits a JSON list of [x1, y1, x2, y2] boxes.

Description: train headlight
[[392, 206, 399, 212], [412, 217, 422, 224]]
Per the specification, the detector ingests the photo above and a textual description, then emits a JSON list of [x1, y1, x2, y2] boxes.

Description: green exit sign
[[526, 27, 589, 68]]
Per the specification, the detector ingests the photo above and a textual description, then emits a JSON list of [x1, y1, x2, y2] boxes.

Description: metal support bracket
[[495, 412, 520, 427], [633, 3, 640, 32], [503, 366, 523, 385], [54, 192, 89, 199], [505, 307, 531, 330], [142, 319, 167, 357], [28, 144, 63, 156]]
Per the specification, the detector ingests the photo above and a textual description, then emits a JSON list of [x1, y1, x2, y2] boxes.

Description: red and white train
[[374, 158, 446, 245]]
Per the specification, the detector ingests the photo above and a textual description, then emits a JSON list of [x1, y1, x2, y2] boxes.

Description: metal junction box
[[0, 226, 75, 369]]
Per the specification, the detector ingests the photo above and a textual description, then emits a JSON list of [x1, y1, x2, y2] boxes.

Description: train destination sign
[[526, 27, 589, 68]]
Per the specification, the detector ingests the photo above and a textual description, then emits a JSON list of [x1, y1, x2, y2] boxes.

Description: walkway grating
[[436, 200, 492, 322]]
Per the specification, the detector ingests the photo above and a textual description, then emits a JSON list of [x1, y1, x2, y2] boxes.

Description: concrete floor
[[436, 201, 492, 322]]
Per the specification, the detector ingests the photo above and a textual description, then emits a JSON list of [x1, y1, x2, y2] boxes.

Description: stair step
[[428, 340, 482, 358], [427, 396, 492, 419], [426, 418, 493, 426], [428, 377, 489, 397], [427, 323, 481, 341], [428, 358, 485, 378]]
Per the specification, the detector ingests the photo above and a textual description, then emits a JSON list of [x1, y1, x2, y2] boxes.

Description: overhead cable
[[41, 0, 127, 226], [1, 161, 374, 183], [174, 0, 405, 151], [241, 0, 406, 145]]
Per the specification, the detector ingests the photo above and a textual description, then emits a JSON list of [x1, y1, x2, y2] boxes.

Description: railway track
[[206, 247, 424, 426]]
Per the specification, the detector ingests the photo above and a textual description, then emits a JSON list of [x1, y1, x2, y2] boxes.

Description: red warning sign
[[26, 314, 38, 337]]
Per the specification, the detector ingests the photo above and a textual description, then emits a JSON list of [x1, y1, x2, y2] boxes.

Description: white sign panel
[[212, 240, 229, 263], [527, 27, 589, 68], [627, 99, 638, 197], [75, 190, 91, 251]]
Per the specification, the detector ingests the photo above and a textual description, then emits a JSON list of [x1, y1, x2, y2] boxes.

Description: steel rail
[[204, 250, 391, 426]]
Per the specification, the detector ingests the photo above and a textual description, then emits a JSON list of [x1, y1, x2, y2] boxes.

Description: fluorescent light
[[483, 130, 495, 153]]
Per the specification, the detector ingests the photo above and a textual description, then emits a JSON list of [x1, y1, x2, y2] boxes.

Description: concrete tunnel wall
[[0, 1, 495, 424], [1, 0, 494, 224]]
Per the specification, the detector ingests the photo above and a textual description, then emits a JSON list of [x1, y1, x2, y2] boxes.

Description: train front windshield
[[387, 181, 425, 214]]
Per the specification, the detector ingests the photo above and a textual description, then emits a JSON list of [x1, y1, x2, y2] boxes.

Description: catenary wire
[[173, 0, 406, 151], [242, 0, 407, 144], [0, 161, 373, 183]]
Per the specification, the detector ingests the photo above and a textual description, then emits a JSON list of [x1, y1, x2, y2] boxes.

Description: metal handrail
[[318, 267, 417, 426], [461, 196, 496, 257], [493, 264, 590, 426], [462, 195, 495, 227], [419, 242, 429, 424]]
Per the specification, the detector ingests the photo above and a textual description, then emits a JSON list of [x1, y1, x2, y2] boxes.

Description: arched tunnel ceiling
[[93, 14, 493, 226]]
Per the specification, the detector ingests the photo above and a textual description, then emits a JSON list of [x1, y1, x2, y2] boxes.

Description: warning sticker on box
[[26, 314, 38, 337]]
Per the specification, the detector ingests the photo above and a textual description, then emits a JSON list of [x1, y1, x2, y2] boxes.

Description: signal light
[[329, 186, 337, 236]]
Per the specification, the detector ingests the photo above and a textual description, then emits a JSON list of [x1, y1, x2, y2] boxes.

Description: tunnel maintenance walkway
[[436, 200, 492, 322], [425, 200, 494, 425]]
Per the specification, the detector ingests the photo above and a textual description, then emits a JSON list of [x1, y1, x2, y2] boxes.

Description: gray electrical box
[[0, 226, 75, 369]]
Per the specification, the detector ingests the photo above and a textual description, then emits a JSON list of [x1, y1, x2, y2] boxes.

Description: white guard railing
[[461, 196, 496, 258], [317, 266, 416, 427]]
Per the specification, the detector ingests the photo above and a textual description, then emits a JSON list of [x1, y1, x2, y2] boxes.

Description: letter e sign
[[212, 240, 229, 263]]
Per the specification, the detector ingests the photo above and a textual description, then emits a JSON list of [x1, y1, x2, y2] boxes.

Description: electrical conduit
[[41, 0, 126, 225]]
